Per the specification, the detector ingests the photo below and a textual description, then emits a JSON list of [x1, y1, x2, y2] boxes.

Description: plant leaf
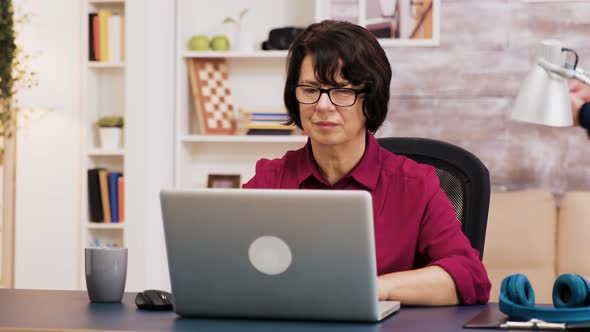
[[239, 8, 249, 18], [223, 17, 237, 24]]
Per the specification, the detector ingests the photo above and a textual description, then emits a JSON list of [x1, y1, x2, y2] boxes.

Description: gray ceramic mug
[[85, 247, 128, 302]]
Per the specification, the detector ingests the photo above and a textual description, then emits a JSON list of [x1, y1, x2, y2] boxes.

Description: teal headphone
[[499, 274, 590, 323]]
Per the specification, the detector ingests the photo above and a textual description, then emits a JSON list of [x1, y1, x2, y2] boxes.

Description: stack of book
[[241, 108, 296, 135], [87, 168, 125, 223], [88, 10, 125, 62]]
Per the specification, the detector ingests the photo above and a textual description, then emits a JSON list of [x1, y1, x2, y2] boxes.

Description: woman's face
[[297, 56, 366, 147]]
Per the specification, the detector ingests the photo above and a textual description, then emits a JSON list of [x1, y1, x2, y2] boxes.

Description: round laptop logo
[[248, 236, 292, 275]]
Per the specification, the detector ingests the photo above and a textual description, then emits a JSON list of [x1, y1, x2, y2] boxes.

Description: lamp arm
[[574, 67, 590, 85], [538, 58, 590, 85]]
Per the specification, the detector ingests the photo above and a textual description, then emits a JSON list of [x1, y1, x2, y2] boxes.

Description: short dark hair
[[284, 20, 392, 134]]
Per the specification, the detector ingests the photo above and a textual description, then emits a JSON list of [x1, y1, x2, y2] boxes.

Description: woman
[[243, 20, 491, 306]]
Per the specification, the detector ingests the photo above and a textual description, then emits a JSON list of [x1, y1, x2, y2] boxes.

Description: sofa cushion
[[483, 190, 557, 304], [557, 191, 590, 280]]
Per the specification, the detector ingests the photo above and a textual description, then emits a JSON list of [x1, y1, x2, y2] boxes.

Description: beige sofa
[[483, 190, 590, 304]]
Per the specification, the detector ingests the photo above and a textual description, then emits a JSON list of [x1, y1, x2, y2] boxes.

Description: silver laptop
[[160, 188, 400, 322]]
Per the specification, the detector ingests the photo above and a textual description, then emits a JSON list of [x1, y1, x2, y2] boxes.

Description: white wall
[[124, 0, 175, 292], [13, 0, 81, 289]]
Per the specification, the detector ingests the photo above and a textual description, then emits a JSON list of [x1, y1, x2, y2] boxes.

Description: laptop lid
[[160, 188, 398, 322]]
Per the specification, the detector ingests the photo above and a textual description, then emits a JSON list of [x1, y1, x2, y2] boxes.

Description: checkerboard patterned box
[[187, 58, 237, 135]]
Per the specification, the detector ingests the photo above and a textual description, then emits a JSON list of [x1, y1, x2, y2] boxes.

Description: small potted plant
[[223, 8, 252, 52], [97, 115, 124, 149]]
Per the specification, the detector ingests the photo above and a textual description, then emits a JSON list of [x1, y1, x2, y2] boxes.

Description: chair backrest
[[377, 137, 491, 260]]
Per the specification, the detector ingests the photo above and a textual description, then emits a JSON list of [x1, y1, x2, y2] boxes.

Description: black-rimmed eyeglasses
[[295, 85, 368, 107]]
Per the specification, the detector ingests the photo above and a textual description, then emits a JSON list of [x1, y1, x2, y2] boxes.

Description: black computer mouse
[[135, 289, 174, 311]]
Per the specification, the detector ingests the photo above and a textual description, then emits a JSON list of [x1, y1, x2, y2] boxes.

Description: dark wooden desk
[[0, 289, 494, 331]]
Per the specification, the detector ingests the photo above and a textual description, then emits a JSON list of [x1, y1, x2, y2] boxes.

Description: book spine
[[246, 123, 295, 130], [117, 176, 125, 222], [107, 15, 122, 63], [93, 14, 100, 62], [240, 108, 288, 114], [98, 10, 111, 62], [98, 169, 112, 223], [247, 129, 293, 135], [108, 173, 120, 223], [88, 13, 97, 61], [87, 168, 103, 222]]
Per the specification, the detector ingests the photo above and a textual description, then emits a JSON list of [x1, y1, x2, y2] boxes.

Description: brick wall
[[376, 0, 590, 194]]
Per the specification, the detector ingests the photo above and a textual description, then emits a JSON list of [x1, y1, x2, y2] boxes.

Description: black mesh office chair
[[377, 137, 490, 260]]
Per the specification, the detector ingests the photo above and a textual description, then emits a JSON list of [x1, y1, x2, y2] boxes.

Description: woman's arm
[[377, 266, 459, 306], [387, 166, 491, 305]]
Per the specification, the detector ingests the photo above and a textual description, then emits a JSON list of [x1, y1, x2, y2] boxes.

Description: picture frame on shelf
[[207, 174, 241, 189], [316, 0, 440, 47]]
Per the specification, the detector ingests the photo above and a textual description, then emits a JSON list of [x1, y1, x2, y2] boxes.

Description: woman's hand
[[377, 277, 391, 301], [377, 266, 459, 306]]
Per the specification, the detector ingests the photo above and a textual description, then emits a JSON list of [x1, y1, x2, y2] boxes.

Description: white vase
[[238, 29, 255, 52], [98, 128, 123, 150]]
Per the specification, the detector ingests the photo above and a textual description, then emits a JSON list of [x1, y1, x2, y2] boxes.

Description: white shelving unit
[[90, 0, 126, 3], [80, 0, 126, 287], [87, 223, 126, 230], [180, 50, 288, 59], [87, 148, 125, 156], [87, 62, 125, 68], [174, 0, 438, 188], [174, 0, 316, 188], [180, 135, 307, 144]]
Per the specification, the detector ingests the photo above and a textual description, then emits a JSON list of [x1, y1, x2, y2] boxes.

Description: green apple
[[210, 35, 230, 51], [188, 35, 210, 51]]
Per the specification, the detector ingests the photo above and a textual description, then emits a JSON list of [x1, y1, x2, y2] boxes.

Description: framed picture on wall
[[207, 174, 241, 189], [315, 0, 440, 47]]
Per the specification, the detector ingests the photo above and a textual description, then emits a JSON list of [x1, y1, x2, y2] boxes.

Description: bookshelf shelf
[[181, 50, 288, 59], [89, 0, 126, 4], [180, 135, 307, 143], [88, 148, 125, 156], [87, 223, 125, 230], [88, 61, 125, 68]]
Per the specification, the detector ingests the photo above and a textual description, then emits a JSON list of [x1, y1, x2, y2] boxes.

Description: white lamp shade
[[511, 65, 572, 127], [511, 40, 573, 127]]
